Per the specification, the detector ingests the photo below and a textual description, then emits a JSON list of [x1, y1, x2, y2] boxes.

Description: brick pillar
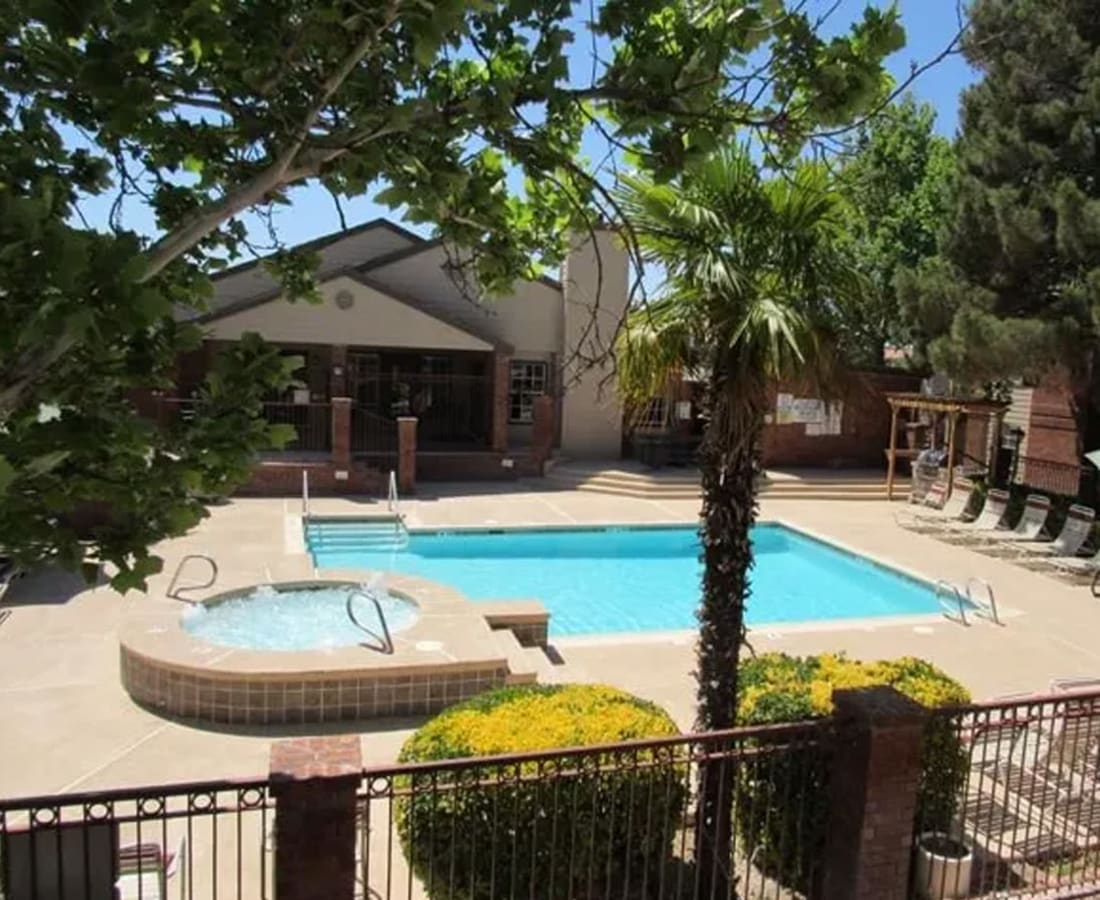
[[397, 416, 417, 493], [270, 735, 361, 900], [331, 397, 352, 470], [531, 395, 555, 473], [491, 351, 511, 452], [330, 345, 349, 397], [821, 686, 928, 900]]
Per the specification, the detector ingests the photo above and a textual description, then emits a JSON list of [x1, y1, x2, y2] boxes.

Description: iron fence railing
[[356, 721, 833, 900], [911, 688, 1100, 899], [0, 777, 273, 900], [356, 374, 491, 450], [351, 406, 399, 459], [260, 401, 331, 453]]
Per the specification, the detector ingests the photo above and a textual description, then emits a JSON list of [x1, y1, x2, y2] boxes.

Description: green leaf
[[135, 48, 151, 64], [0, 456, 14, 495], [266, 423, 297, 449], [182, 154, 204, 175]]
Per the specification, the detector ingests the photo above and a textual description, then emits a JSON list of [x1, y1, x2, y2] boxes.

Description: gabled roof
[[211, 218, 426, 282], [200, 266, 511, 353]]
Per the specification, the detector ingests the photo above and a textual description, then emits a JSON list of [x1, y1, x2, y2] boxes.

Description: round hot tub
[[119, 576, 516, 727], [182, 583, 419, 651]]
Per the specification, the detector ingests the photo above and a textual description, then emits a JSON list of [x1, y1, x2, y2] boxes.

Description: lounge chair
[[966, 494, 1053, 547], [939, 488, 1010, 540], [1041, 544, 1100, 578], [115, 836, 186, 900], [1005, 505, 1096, 559], [896, 482, 974, 531]]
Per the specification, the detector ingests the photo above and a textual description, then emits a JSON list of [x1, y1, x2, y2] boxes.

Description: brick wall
[[417, 451, 540, 481], [236, 461, 383, 496], [1025, 368, 1080, 466], [761, 371, 922, 469]]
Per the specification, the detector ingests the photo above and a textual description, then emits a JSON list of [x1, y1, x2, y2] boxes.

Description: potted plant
[[914, 831, 973, 899]]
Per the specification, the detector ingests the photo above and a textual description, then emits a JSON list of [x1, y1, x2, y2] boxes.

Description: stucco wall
[[365, 245, 563, 357], [204, 277, 493, 351], [559, 230, 629, 458]]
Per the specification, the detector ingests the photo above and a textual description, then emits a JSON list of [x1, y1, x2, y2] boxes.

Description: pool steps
[[305, 518, 409, 552], [542, 463, 907, 502]]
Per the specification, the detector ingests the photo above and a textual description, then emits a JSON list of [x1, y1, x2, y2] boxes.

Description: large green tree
[[615, 148, 864, 895], [897, 0, 1100, 445], [834, 95, 955, 366], [1, 0, 903, 589]]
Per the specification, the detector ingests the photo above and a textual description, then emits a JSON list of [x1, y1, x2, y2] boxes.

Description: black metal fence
[[911, 688, 1100, 899], [356, 374, 491, 451], [0, 777, 272, 900], [260, 401, 331, 453], [356, 721, 833, 900], [351, 406, 399, 460]]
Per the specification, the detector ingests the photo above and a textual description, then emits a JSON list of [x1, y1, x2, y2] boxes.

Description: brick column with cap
[[491, 351, 511, 453], [531, 394, 555, 473], [397, 416, 417, 494], [270, 735, 361, 900], [331, 397, 352, 471], [820, 686, 929, 900]]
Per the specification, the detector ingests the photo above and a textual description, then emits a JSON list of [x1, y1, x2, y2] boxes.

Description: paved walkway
[[1, 482, 1098, 799]]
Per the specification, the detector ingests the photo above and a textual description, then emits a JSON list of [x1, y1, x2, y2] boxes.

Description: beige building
[[165, 219, 630, 488]]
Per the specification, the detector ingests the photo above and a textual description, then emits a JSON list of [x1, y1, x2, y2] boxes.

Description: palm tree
[[615, 146, 862, 896]]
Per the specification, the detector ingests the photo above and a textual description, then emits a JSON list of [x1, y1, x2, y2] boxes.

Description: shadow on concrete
[[1, 566, 97, 607]]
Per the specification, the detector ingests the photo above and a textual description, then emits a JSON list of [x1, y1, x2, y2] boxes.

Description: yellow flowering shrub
[[397, 684, 685, 900], [735, 653, 970, 892]]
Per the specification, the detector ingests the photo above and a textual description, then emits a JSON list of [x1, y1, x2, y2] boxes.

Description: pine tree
[[897, 0, 1100, 445]]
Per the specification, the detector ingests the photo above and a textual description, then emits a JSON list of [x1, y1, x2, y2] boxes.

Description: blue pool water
[[307, 523, 941, 637], [183, 585, 419, 651]]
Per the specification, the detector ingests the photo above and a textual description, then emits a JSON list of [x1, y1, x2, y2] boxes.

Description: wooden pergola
[[885, 392, 1009, 501]]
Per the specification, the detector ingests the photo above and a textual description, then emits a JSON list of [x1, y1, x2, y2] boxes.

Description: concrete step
[[543, 465, 903, 501], [490, 629, 555, 685]]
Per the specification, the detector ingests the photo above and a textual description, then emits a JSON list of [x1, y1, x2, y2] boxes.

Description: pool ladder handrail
[[346, 587, 394, 654], [387, 470, 399, 515], [966, 576, 1001, 625], [302, 469, 311, 520], [167, 554, 218, 602], [1091, 569, 1099, 600], [934, 579, 968, 626]]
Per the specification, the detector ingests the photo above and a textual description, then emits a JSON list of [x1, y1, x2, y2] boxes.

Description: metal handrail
[[166, 554, 218, 601], [346, 588, 394, 654], [935, 579, 968, 625], [1092, 570, 1099, 600], [966, 576, 1001, 625], [387, 470, 399, 515], [302, 469, 310, 520]]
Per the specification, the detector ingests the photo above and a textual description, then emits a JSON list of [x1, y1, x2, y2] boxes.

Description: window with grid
[[508, 361, 548, 423]]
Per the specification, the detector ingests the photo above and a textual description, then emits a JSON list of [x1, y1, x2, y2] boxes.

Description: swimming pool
[[306, 522, 942, 637]]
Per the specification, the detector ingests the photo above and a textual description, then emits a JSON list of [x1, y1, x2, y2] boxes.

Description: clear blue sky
[[85, 1, 977, 251]]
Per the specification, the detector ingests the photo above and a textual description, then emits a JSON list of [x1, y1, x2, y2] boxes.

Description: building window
[[509, 361, 548, 423], [635, 397, 669, 431]]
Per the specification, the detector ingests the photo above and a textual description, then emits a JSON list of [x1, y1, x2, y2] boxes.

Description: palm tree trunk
[[694, 373, 764, 900]]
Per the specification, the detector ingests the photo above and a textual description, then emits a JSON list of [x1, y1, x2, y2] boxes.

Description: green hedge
[[735, 653, 971, 891], [396, 684, 686, 900]]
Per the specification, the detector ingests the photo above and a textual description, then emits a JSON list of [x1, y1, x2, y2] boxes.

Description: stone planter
[[915, 832, 972, 899]]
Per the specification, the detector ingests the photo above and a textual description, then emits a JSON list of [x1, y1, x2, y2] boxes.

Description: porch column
[[491, 351, 511, 453], [820, 687, 928, 900], [531, 395, 555, 474], [331, 397, 352, 470], [397, 416, 417, 494], [330, 345, 349, 397], [270, 736, 361, 900]]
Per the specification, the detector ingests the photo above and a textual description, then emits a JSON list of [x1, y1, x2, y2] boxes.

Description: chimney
[[559, 226, 630, 458]]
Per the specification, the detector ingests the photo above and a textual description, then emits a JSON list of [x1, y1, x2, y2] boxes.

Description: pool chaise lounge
[[939, 488, 1011, 540], [1002, 504, 1097, 559], [896, 482, 975, 532], [965, 494, 1053, 546]]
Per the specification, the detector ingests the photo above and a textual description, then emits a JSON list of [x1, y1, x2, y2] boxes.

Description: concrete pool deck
[[1, 482, 1099, 799]]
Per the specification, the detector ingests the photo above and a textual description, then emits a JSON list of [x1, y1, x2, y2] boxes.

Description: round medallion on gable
[[334, 289, 355, 310]]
